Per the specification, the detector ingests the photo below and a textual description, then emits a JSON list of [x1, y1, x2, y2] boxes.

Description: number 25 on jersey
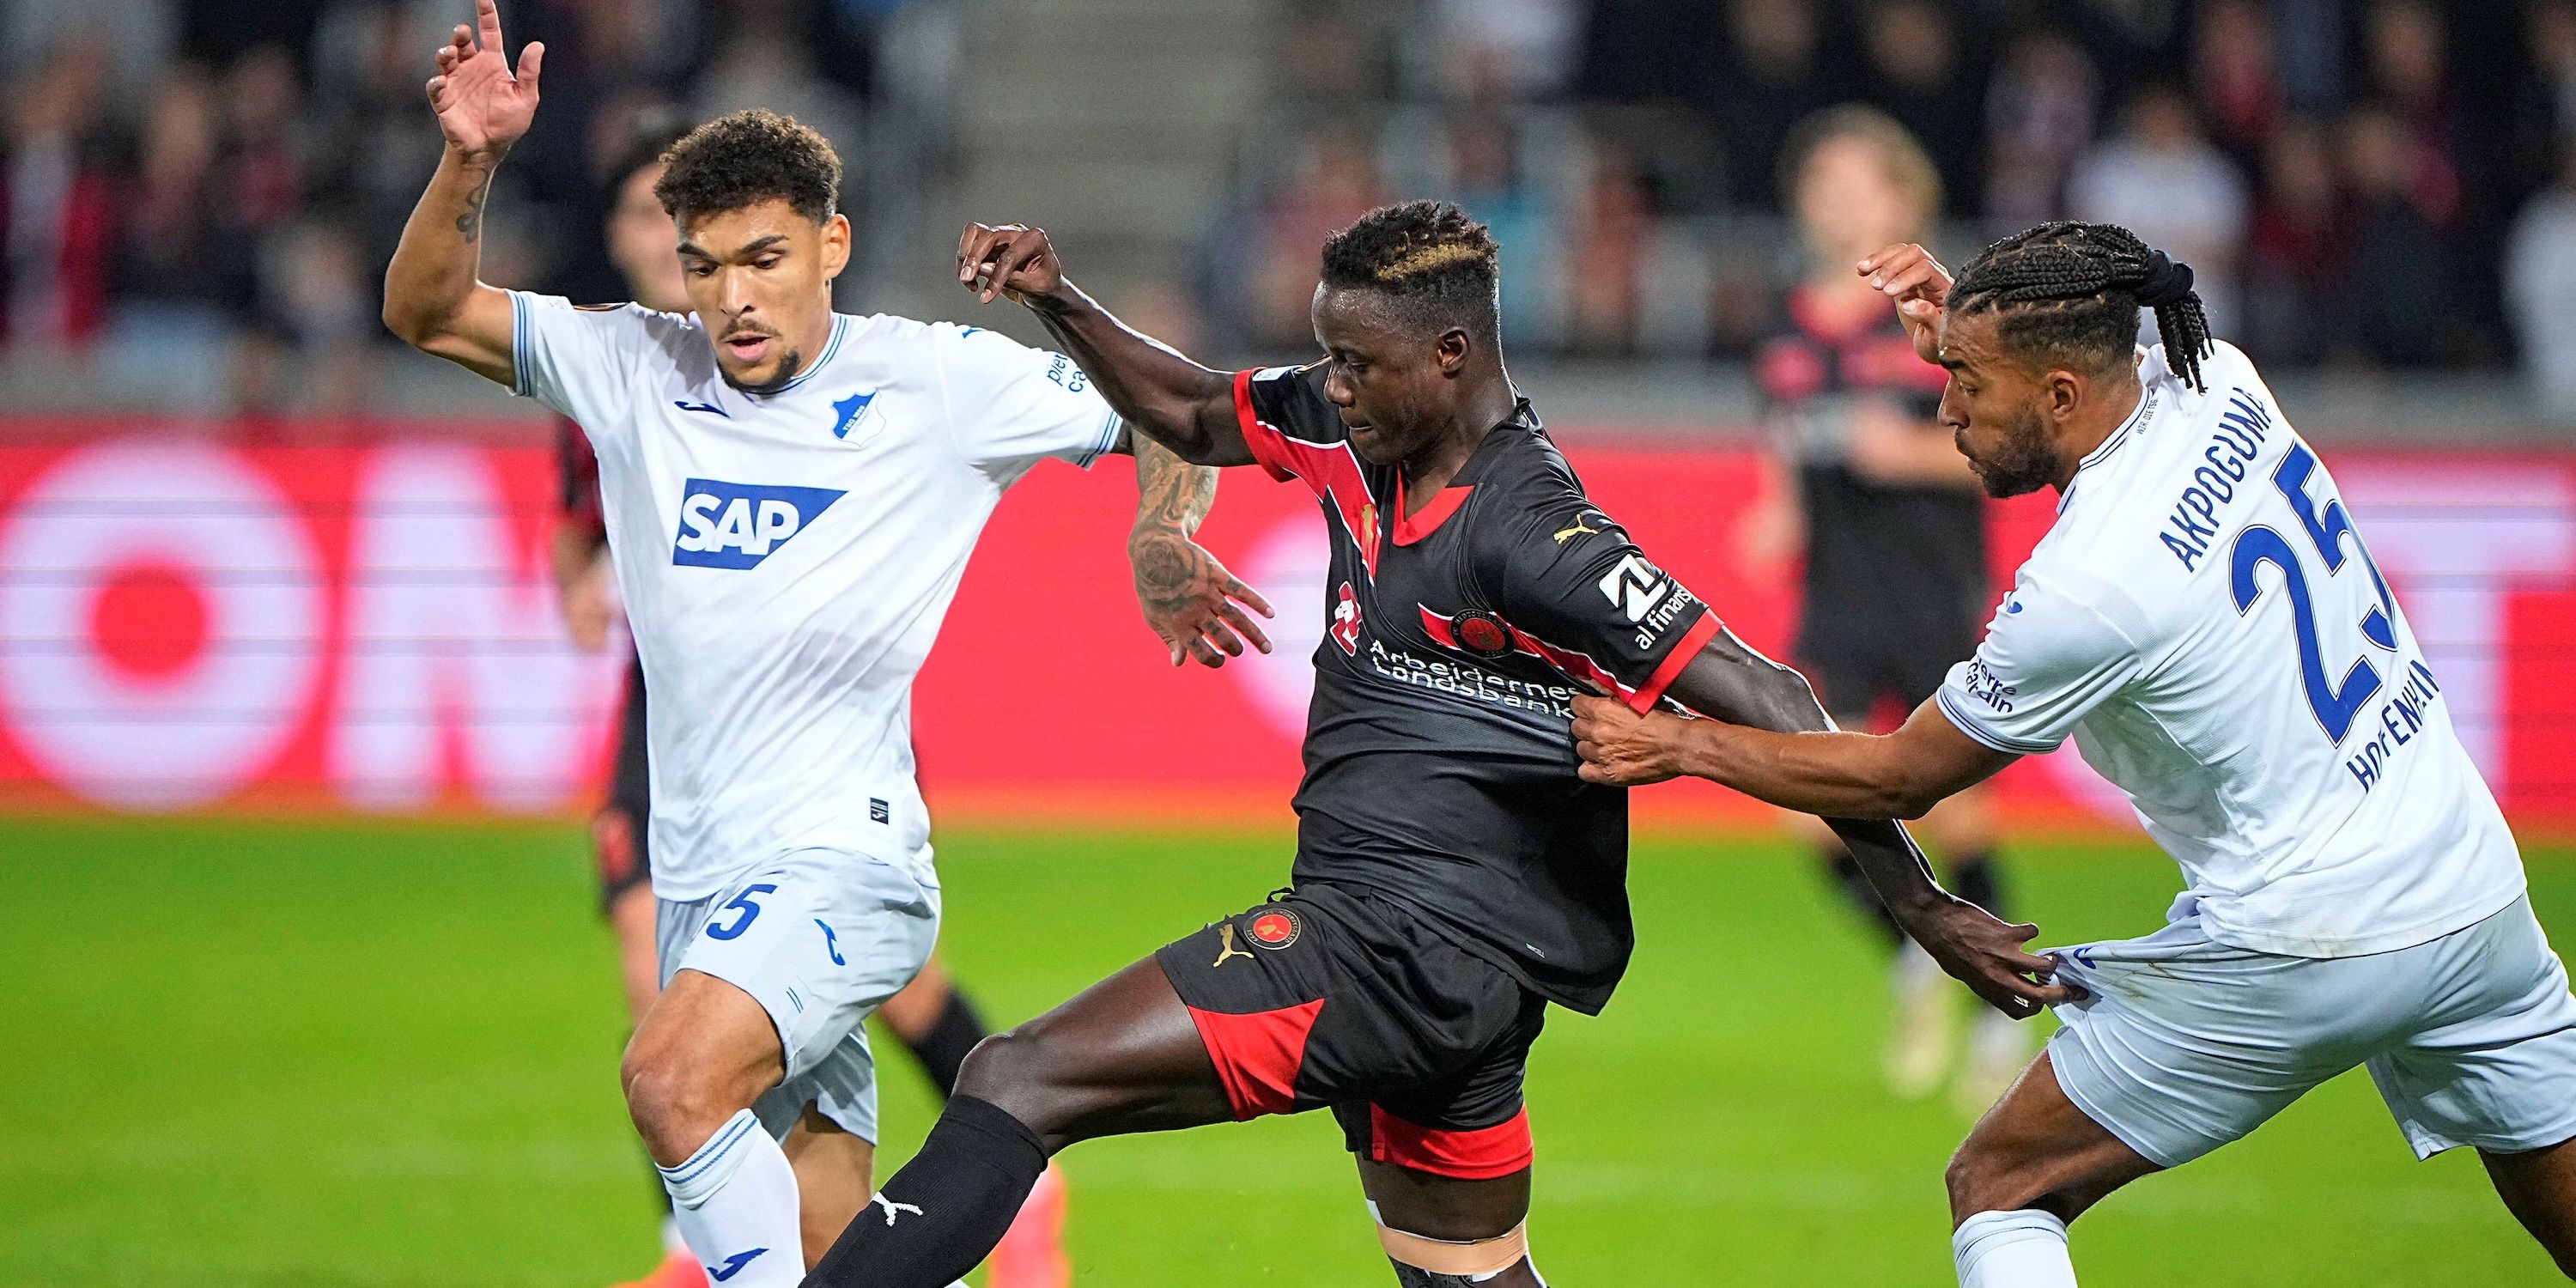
[[2229, 443, 2400, 744]]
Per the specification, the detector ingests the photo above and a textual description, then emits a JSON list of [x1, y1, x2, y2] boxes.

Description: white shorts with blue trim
[[655, 846, 942, 1145], [2045, 893, 2576, 1168]]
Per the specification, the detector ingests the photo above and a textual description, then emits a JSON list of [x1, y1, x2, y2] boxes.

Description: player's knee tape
[[1377, 1220, 1531, 1284]]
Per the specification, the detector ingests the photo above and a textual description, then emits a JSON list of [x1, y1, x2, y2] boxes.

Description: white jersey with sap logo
[[508, 293, 1120, 900], [1935, 339, 2524, 958]]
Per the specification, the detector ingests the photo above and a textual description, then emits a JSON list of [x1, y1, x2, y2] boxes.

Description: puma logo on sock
[[873, 1193, 925, 1225]]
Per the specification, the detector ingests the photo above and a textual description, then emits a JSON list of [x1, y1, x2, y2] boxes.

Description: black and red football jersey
[[1235, 364, 1720, 1014], [1756, 286, 1987, 671]]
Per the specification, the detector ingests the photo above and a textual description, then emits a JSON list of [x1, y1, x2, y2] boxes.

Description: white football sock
[[1953, 1208, 2076, 1287], [659, 1109, 805, 1287]]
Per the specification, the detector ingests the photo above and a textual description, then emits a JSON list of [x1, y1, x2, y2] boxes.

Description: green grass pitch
[[3, 816, 2567, 1286]]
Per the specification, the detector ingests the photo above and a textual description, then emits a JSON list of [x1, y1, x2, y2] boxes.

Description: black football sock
[[805, 1095, 1046, 1288], [1824, 845, 1907, 948], [900, 986, 990, 1099], [1948, 850, 2006, 919]]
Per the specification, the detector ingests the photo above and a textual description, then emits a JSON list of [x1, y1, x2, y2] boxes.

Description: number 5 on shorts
[[706, 883, 780, 941]]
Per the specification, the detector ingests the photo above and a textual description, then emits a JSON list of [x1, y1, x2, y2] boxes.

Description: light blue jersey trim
[[1074, 410, 1121, 469], [2057, 384, 2158, 513], [508, 290, 532, 398], [766, 314, 853, 396], [1935, 685, 2063, 756], [659, 1110, 761, 1188]]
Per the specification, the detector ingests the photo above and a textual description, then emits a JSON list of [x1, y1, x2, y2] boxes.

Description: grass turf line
[[1, 816, 2566, 1286]]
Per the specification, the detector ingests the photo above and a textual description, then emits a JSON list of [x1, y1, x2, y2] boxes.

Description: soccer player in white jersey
[[1570, 221, 2576, 1285], [381, 8, 1269, 1286]]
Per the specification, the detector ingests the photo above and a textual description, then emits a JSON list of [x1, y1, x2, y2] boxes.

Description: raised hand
[[1858, 242, 1953, 364], [427, 0, 543, 161], [957, 223, 1067, 306], [1132, 530, 1273, 668]]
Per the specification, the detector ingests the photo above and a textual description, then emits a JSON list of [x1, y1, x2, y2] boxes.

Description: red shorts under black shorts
[[1153, 881, 1546, 1181]]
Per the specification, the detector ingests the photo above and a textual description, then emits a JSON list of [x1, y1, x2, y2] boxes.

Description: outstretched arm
[[1127, 431, 1273, 667], [381, 0, 544, 385], [957, 223, 1252, 465], [1578, 635, 2076, 1017], [1577, 689, 2013, 821]]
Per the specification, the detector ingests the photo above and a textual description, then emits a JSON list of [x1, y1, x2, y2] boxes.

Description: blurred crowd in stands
[[0, 0, 913, 410], [3, 0, 2574, 416], [1213, 0, 2576, 416]]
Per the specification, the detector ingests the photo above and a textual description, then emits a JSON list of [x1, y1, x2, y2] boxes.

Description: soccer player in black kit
[[802, 203, 2075, 1288], [1750, 106, 2024, 1112]]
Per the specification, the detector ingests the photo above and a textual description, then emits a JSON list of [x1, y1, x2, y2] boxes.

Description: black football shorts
[[1154, 881, 1545, 1180]]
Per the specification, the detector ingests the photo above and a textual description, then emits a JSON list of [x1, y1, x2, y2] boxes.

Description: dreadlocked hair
[[1949, 221, 2215, 392], [1318, 200, 1501, 340]]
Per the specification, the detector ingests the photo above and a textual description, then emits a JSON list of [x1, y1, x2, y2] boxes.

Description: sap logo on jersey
[[671, 478, 848, 569]]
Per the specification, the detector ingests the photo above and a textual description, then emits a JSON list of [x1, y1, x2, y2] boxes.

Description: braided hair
[[1949, 221, 2214, 392], [1318, 200, 1501, 341]]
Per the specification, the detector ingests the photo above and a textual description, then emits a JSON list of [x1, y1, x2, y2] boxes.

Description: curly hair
[[1318, 200, 1501, 339], [652, 110, 841, 227], [1949, 220, 2215, 392]]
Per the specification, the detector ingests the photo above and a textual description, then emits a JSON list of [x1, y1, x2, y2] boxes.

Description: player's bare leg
[[781, 1109, 873, 1268], [877, 957, 1072, 1288], [807, 957, 1233, 1288], [1943, 1051, 2161, 1286], [624, 969, 804, 1286], [2482, 1134, 2576, 1279], [1360, 1160, 1545, 1286]]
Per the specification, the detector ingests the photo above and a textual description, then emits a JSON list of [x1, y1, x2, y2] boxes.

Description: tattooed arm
[[1128, 430, 1274, 667], [381, 0, 543, 386]]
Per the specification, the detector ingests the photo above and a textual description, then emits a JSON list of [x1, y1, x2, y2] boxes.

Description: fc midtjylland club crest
[[1248, 908, 1302, 949], [1449, 609, 1515, 660]]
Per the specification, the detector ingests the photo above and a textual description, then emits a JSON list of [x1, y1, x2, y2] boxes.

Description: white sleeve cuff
[[1935, 685, 2064, 756]]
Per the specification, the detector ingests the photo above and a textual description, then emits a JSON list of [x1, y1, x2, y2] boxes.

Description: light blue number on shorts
[[705, 883, 780, 941], [2228, 443, 2400, 744]]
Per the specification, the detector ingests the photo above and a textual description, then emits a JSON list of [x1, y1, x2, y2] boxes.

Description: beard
[[719, 346, 805, 396], [1967, 404, 2058, 498]]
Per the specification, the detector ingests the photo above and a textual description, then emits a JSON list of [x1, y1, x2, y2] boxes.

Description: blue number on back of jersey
[[2228, 443, 2399, 743]]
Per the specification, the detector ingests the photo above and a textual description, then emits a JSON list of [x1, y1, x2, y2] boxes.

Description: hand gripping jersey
[[1935, 340, 2525, 958], [510, 295, 1121, 899], [1235, 365, 1722, 1012]]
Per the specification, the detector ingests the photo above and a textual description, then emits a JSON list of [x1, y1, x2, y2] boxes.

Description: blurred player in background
[[801, 202, 2067, 1288], [1573, 223, 2576, 1285], [1745, 106, 2024, 1113], [548, 118, 1088, 1288], [385, 9, 1267, 1286]]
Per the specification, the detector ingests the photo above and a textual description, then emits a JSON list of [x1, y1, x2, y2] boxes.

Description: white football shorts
[[2044, 892, 2576, 1167], [655, 846, 942, 1144]]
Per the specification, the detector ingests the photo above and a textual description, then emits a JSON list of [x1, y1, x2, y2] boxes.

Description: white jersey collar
[[746, 313, 854, 398], [2058, 379, 2160, 513]]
